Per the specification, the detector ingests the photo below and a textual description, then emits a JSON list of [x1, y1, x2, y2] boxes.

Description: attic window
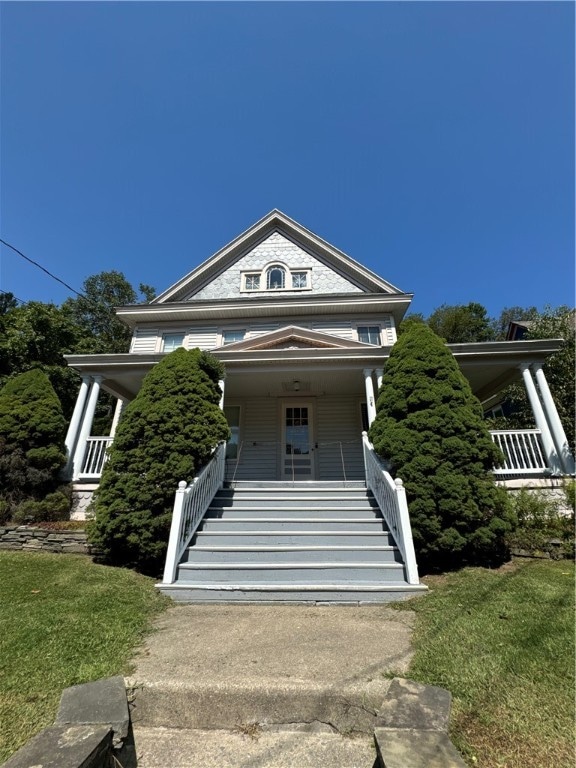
[[292, 272, 308, 289], [267, 265, 285, 290], [244, 274, 260, 291], [163, 333, 185, 352]]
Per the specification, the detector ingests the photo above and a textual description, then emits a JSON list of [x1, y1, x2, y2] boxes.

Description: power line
[[0, 289, 26, 305], [0, 237, 87, 299]]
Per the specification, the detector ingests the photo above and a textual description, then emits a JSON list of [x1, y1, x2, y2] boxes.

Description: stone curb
[[374, 677, 466, 768]]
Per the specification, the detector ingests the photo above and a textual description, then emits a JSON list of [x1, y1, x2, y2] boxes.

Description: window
[[244, 274, 260, 291], [267, 265, 285, 290], [222, 329, 246, 345], [163, 333, 185, 352], [357, 326, 381, 345], [292, 272, 308, 289], [224, 405, 240, 459]]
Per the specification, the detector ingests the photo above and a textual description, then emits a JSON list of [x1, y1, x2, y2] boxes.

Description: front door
[[282, 403, 315, 480]]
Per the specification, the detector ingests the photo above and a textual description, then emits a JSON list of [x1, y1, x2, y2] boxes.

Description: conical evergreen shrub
[[369, 323, 515, 571], [0, 369, 68, 520], [89, 348, 230, 574]]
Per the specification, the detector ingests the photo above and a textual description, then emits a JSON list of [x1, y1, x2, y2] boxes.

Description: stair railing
[[162, 441, 227, 585], [362, 432, 420, 585]]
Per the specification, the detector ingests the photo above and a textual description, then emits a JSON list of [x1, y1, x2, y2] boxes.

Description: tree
[[498, 306, 575, 452], [426, 302, 494, 343], [63, 271, 155, 354], [0, 369, 69, 521], [0, 301, 81, 418], [491, 305, 540, 340], [88, 348, 230, 575], [369, 323, 515, 572]]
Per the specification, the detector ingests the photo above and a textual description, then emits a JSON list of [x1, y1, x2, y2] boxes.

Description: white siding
[[225, 399, 278, 481], [311, 321, 355, 341], [381, 315, 396, 345], [245, 323, 280, 339], [316, 397, 364, 480], [188, 328, 219, 349], [130, 328, 158, 354]]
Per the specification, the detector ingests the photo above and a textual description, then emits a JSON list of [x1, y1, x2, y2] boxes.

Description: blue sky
[[1, 1, 574, 318]]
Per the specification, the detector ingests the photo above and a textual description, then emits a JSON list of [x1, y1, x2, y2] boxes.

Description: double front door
[[282, 402, 315, 480]]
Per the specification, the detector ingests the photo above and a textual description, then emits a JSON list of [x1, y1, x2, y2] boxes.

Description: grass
[[395, 559, 575, 768], [0, 551, 169, 762]]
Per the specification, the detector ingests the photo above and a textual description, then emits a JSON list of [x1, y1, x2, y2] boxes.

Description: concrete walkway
[[127, 603, 415, 767]]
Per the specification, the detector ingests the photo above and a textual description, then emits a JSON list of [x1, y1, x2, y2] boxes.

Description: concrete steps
[[159, 483, 425, 602], [133, 725, 377, 768]]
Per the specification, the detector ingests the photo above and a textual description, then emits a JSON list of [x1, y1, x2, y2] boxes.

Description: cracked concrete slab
[[127, 603, 414, 734], [133, 726, 377, 768]]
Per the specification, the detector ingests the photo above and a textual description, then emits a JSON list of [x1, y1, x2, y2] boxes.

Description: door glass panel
[[224, 405, 240, 459], [285, 407, 309, 455]]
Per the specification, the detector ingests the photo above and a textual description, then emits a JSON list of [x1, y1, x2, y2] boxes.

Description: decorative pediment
[[216, 325, 376, 352], [153, 210, 404, 303]]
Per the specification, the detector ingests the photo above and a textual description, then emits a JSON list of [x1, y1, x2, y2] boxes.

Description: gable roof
[[215, 325, 377, 352], [153, 210, 404, 303]]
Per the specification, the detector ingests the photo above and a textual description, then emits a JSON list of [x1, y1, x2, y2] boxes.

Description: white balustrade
[[163, 442, 227, 585], [490, 430, 548, 475], [362, 433, 420, 585], [79, 437, 113, 479]]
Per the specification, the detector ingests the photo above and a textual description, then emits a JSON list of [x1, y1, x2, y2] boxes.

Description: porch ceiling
[[64, 338, 563, 405]]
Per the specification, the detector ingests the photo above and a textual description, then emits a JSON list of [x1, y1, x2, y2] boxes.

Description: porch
[[75, 426, 563, 483]]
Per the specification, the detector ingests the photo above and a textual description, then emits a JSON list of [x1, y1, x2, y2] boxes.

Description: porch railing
[[162, 442, 227, 585], [79, 437, 114, 479], [489, 429, 548, 475], [362, 433, 420, 585]]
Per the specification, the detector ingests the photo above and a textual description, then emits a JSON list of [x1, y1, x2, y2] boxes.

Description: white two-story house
[[63, 210, 574, 601]]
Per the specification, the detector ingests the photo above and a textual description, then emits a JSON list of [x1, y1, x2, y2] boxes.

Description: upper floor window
[[163, 333, 185, 352], [241, 264, 311, 293], [222, 329, 246, 345], [291, 271, 308, 289], [357, 326, 381, 345], [244, 274, 260, 291], [267, 265, 286, 290]]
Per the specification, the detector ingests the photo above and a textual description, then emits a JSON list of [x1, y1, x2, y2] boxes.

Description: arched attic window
[[266, 265, 286, 290]]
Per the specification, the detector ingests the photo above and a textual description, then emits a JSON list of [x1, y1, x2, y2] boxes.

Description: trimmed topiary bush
[[88, 348, 230, 575], [0, 369, 69, 520], [369, 323, 515, 572]]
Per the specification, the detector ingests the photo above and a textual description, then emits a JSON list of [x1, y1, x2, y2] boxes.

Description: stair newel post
[[394, 478, 419, 585], [163, 481, 188, 585]]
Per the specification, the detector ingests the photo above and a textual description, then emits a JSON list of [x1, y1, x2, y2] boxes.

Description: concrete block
[[376, 677, 451, 732], [374, 728, 466, 768], [1, 724, 112, 768], [56, 676, 129, 747]]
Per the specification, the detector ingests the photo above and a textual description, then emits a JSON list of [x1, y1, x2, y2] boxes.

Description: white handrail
[[362, 432, 420, 585], [162, 442, 227, 584], [79, 437, 113, 479], [489, 429, 548, 474]]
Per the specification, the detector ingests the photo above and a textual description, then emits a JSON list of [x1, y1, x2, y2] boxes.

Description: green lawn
[[397, 559, 575, 768], [0, 551, 169, 762]]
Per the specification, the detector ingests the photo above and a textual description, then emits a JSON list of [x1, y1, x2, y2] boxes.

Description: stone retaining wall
[[0, 526, 91, 555]]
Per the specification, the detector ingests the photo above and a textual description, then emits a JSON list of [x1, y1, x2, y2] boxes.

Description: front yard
[[1, 552, 573, 766], [0, 551, 169, 761], [399, 558, 575, 768]]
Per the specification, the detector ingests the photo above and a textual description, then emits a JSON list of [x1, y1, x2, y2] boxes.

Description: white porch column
[[375, 368, 384, 394], [109, 398, 127, 439], [532, 363, 575, 474], [63, 375, 90, 474], [72, 376, 102, 480], [520, 364, 562, 475], [363, 368, 377, 426], [218, 379, 225, 410]]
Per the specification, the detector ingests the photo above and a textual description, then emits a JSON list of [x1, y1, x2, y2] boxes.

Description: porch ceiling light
[[293, 380, 300, 391]]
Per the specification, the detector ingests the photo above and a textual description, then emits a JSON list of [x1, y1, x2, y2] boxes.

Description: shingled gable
[[214, 325, 378, 352], [152, 209, 403, 303]]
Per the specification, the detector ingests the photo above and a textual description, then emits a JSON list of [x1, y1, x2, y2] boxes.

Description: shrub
[[506, 487, 574, 559], [12, 489, 71, 525], [0, 369, 68, 519], [88, 348, 230, 575], [369, 322, 515, 572]]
